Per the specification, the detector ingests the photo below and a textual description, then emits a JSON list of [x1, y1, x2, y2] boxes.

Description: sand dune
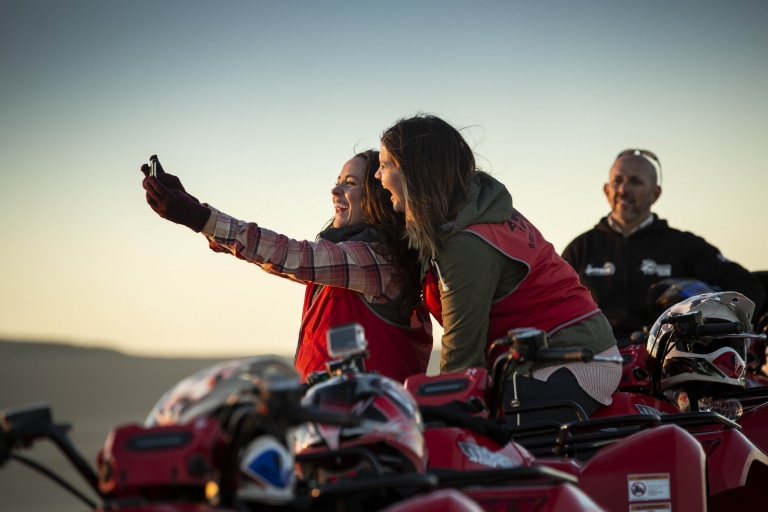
[[0, 340, 267, 512], [0, 340, 441, 511]]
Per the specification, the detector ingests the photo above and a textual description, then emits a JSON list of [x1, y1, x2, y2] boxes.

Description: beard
[[613, 195, 652, 223]]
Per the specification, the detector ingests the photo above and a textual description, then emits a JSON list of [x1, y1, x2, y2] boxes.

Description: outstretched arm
[[201, 207, 400, 303]]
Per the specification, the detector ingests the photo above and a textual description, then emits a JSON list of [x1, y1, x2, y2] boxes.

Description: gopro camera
[[149, 156, 159, 178], [327, 323, 368, 359]]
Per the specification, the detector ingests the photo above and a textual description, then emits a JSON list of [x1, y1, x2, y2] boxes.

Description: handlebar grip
[[536, 347, 595, 363], [695, 322, 744, 337]]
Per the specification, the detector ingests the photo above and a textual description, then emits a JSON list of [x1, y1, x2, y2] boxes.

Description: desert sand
[[0, 340, 441, 512]]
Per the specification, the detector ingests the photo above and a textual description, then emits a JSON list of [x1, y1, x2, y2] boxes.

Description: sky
[[1, 0, 766, 358]]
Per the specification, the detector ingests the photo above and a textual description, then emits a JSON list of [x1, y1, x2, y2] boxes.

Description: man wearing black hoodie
[[562, 150, 764, 344]]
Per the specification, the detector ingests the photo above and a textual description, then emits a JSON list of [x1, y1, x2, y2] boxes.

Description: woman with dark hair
[[375, 115, 621, 423], [140, 151, 431, 382]]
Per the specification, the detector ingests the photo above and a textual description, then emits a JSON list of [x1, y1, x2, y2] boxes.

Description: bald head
[[612, 155, 658, 186], [604, 154, 662, 233]]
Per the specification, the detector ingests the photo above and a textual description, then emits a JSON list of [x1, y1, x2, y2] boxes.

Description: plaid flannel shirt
[[202, 207, 401, 304]]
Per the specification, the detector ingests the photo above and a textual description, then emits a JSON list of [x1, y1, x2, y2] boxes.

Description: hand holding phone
[[141, 155, 201, 203]]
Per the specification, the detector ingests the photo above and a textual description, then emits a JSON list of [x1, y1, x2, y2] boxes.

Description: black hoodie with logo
[[562, 215, 764, 341]]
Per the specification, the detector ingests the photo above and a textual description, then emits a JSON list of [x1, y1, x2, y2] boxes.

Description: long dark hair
[[357, 150, 421, 317], [380, 115, 478, 262]]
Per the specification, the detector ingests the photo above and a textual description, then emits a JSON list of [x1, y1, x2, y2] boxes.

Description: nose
[[374, 168, 383, 180], [331, 183, 342, 196]]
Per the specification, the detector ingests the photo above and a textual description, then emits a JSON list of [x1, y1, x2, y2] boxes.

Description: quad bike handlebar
[[535, 347, 623, 364]]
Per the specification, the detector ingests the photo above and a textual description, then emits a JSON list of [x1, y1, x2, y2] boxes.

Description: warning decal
[[628, 474, 670, 502], [629, 503, 671, 512]]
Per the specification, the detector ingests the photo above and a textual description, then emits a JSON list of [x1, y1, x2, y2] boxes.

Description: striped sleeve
[[202, 208, 401, 303]]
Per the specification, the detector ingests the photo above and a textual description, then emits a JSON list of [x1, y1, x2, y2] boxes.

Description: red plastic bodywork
[[617, 344, 652, 390], [405, 368, 489, 413], [694, 427, 768, 496], [737, 402, 768, 454], [591, 390, 768, 508], [537, 425, 706, 512], [424, 427, 534, 471], [463, 484, 603, 512], [97, 418, 223, 497], [379, 489, 485, 512]]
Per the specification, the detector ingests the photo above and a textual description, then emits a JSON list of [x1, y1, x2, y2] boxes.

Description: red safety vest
[[295, 284, 433, 383], [423, 209, 599, 356]]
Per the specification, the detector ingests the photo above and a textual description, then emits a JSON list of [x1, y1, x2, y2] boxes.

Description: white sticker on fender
[[457, 442, 515, 468], [628, 474, 670, 502], [629, 503, 671, 512]]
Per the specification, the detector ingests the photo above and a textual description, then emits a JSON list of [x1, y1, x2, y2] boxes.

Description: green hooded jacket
[[429, 173, 616, 373]]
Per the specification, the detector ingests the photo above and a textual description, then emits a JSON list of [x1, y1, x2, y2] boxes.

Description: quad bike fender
[[97, 419, 223, 496], [567, 425, 705, 512], [736, 401, 768, 455], [379, 489, 484, 512], [695, 428, 768, 495], [463, 483, 605, 512], [424, 427, 533, 471]]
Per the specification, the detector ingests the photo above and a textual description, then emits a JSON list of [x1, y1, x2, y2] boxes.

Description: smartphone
[[149, 157, 158, 177]]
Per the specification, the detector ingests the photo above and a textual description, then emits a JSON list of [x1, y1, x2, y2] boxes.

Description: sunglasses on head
[[616, 149, 662, 185]]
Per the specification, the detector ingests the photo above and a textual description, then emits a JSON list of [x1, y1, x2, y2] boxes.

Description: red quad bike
[[402, 328, 712, 512], [0, 356, 473, 512], [567, 292, 768, 510], [296, 323, 607, 512]]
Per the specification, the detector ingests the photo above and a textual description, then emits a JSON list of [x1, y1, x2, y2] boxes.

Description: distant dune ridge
[[0, 339, 441, 512]]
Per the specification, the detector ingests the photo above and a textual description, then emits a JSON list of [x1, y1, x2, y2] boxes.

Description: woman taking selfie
[[375, 115, 620, 422], [140, 150, 431, 382]]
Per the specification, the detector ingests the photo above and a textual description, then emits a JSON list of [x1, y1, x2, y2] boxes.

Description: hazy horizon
[[1, 1, 766, 357]]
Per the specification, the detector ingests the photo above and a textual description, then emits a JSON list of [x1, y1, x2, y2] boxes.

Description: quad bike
[[0, 356, 480, 512], [497, 292, 768, 510], [298, 324, 711, 512]]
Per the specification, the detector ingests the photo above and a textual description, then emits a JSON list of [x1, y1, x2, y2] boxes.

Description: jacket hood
[[440, 172, 514, 240], [594, 214, 669, 238]]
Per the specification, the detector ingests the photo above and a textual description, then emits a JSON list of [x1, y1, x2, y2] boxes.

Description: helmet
[[294, 373, 427, 483], [143, 357, 300, 505], [647, 292, 755, 391], [646, 278, 717, 322], [145, 356, 298, 427]]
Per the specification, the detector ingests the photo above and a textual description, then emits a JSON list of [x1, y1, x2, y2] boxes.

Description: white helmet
[[647, 292, 755, 391]]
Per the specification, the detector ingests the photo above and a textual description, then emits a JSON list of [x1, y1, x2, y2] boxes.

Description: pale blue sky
[[1, 0, 766, 356]]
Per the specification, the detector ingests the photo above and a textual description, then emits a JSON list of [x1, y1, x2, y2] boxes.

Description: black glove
[[143, 176, 211, 232], [140, 155, 200, 203]]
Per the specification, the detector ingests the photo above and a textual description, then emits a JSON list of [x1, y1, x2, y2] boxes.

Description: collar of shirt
[[607, 213, 654, 238]]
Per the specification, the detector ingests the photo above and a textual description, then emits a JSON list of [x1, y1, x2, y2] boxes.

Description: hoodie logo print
[[640, 259, 671, 277], [585, 262, 616, 276]]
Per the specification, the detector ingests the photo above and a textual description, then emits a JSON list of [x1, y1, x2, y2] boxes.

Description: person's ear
[[651, 185, 662, 205], [603, 182, 611, 203]]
